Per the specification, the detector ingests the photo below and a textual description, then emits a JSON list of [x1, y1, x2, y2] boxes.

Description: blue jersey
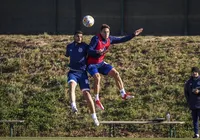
[[66, 42, 88, 71]]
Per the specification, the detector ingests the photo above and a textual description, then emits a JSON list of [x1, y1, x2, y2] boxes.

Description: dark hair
[[100, 24, 110, 31], [74, 30, 83, 35], [191, 67, 199, 73]]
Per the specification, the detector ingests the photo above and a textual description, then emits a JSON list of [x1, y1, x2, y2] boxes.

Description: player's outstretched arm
[[111, 28, 143, 44], [134, 28, 143, 36]]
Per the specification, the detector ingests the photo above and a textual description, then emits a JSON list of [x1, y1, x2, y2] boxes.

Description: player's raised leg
[[108, 68, 134, 100], [93, 73, 104, 110], [80, 73, 100, 126], [82, 90, 99, 126]]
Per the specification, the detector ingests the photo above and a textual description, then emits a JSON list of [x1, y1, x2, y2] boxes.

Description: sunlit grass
[[0, 35, 200, 137], [0, 138, 196, 140]]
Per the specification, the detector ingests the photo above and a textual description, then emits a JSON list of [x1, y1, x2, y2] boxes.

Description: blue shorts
[[67, 70, 90, 91], [87, 61, 113, 76]]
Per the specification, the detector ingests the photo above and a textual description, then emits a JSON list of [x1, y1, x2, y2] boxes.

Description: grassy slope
[[0, 138, 195, 140], [0, 138, 197, 140], [0, 35, 200, 137]]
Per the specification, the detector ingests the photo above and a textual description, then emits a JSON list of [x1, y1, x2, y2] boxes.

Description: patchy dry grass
[[0, 137, 196, 140], [0, 35, 200, 137]]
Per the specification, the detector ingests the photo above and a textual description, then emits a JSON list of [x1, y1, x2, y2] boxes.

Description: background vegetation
[[0, 34, 200, 137], [0, 137, 196, 140]]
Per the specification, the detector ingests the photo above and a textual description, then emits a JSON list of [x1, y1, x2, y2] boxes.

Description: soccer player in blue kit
[[66, 31, 99, 126], [87, 24, 143, 110]]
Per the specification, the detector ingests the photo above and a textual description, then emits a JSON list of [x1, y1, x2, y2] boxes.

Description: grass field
[[0, 138, 195, 140], [1, 35, 200, 137]]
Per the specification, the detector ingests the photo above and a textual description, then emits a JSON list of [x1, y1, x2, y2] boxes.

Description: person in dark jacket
[[184, 67, 200, 138]]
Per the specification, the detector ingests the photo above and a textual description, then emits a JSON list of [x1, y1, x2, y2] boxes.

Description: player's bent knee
[[82, 90, 92, 99], [82, 90, 89, 94], [115, 71, 120, 77], [111, 70, 120, 78], [69, 80, 77, 86], [109, 69, 119, 77], [94, 73, 101, 81]]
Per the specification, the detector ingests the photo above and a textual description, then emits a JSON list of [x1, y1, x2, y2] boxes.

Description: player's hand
[[193, 89, 200, 94], [97, 48, 106, 55], [134, 28, 143, 36], [97, 49, 104, 53]]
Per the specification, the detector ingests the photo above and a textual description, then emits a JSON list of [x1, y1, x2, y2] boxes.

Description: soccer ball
[[82, 15, 94, 27]]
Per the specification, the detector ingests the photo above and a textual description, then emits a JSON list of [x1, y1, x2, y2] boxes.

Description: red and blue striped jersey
[[87, 33, 135, 64]]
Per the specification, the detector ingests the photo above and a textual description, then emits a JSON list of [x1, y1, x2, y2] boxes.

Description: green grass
[[0, 138, 196, 140], [1, 35, 200, 137]]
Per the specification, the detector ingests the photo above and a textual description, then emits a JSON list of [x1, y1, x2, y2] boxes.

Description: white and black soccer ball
[[82, 15, 94, 27]]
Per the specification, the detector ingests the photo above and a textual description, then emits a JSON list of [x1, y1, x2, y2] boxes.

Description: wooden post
[[10, 123, 14, 137]]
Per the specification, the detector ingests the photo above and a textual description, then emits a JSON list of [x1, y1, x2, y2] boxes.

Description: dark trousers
[[192, 109, 200, 134]]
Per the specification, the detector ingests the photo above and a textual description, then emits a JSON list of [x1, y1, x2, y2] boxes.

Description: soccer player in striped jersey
[[66, 31, 99, 126], [87, 24, 143, 110]]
